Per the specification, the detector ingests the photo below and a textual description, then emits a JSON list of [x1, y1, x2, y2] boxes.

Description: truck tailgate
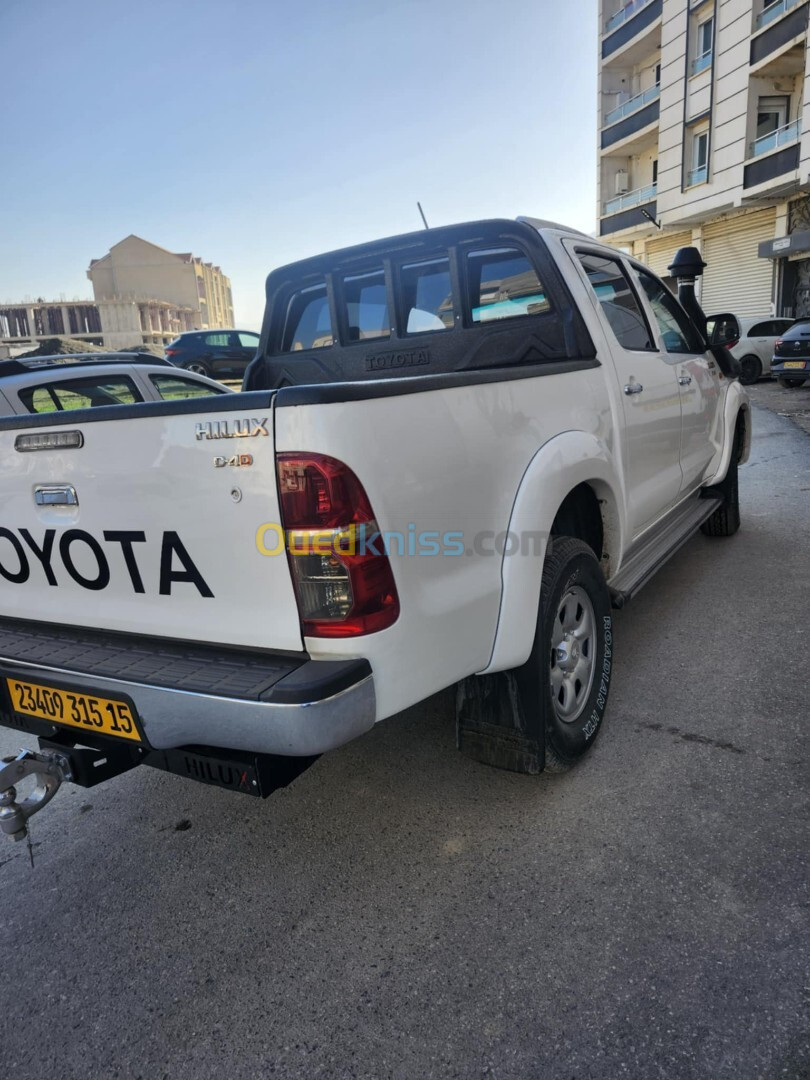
[[0, 393, 304, 652]]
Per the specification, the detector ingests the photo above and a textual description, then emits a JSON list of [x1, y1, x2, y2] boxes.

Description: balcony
[[757, 0, 804, 29], [751, 0, 809, 64], [605, 0, 657, 33], [604, 182, 658, 215], [686, 165, 708, 186], [602, 0, 662, 60], [605, 83, 660, 125], [691, 51, 713, 75], [750, 117, 802, 157]]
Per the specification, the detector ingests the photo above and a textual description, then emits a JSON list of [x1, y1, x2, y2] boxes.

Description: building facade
[[0, 237, 236, 353], [88, 236, 235, 346], [598, 0, 810, 318]]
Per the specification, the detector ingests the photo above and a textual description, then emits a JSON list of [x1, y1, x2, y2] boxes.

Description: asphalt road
[[1, 394, 808, 1080]]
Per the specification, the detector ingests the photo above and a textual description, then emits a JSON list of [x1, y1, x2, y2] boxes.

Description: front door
[[631, 265, 719, 494]]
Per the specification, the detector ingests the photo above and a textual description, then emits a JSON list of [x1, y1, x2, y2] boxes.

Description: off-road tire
[[526, 537, 613, 772], [738, 355, 762, 385], [701, 423, 742, 537]]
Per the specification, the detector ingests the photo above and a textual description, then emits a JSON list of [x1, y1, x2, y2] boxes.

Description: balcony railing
[[605, 83, 661, 126], [691, 51, 713, 75], [687, 165, 708, 186], [756, 0, 803, 30], [605, 0, 657, 33], [603, 182, 657, 215], [750, 117, 802, 157]]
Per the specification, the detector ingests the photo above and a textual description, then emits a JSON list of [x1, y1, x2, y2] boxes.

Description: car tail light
[[276, 453, 399, 637], [775, 339, 783, 348], [726, 339, 739, 349]]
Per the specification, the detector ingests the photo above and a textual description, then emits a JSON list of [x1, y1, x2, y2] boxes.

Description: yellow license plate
[[783, 361, 807, 369], [6, 678, 142, 742]]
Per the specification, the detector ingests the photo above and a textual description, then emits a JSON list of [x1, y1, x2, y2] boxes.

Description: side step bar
[[608, 495, 722, 609]]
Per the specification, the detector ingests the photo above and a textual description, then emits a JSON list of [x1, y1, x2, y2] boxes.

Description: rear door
[[0, 393, 304, 652], [568, 246, 683, 537]]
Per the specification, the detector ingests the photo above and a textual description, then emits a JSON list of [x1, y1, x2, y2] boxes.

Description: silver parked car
[[706, 315, 795, 385], [0, 353, 232, 417]]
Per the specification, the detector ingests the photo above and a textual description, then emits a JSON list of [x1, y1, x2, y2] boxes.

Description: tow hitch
[[0, 728, 319, 862], [0, 747, 70, 843]]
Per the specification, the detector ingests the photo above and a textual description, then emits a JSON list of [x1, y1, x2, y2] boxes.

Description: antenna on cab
[[417, 202, 430, 230]]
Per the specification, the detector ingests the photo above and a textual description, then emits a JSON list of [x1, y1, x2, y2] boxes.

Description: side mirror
[[706, 313, 740, 348]]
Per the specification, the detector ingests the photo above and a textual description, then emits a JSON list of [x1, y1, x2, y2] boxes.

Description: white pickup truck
[[0, 218, 749, 836]]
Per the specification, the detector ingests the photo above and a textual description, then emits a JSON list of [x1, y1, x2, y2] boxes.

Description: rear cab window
[[253, 220, 596, 388], [466, 248, 550, 323]]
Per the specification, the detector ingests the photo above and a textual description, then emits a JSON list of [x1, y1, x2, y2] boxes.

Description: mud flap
[[456, 666, 545, 775]]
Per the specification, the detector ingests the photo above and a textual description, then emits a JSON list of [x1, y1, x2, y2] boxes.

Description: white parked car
[[705, 315, 794, 385], [0, 353, 231, 416]]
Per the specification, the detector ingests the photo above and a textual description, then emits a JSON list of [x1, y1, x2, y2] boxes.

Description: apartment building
[[88, 236, 235, 340], [598, 0, 810, 318]]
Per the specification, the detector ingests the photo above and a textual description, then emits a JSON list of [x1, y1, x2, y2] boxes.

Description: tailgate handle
[[34, 484, 78, 507]]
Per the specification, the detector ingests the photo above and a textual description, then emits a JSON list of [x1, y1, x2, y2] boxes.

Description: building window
[[757, 95, 789, 141], [692, 16, 714, 74], [687, 130, 709, 186]]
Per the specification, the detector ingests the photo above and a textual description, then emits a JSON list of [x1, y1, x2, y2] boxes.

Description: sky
[[0, 0, 598, 329]]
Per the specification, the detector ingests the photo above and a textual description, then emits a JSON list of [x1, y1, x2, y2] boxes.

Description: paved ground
[[1, 396, 808, 1080]]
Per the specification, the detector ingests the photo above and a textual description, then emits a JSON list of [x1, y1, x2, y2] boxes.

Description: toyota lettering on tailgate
[[0, 528, 213, 597]]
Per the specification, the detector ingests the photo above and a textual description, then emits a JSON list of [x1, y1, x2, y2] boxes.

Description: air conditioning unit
[[615, 170, 629, 195]]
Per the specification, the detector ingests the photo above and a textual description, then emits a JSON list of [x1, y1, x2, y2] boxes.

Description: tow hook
[[0, 748, 72, 847]]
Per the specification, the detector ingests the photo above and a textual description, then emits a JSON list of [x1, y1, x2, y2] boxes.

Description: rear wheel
[[738, 355, 762, 385], [777, 376, 807, 389], [455, 537, 613, 774], [536, 538, 613, 771], [183, 360, 211, 376]]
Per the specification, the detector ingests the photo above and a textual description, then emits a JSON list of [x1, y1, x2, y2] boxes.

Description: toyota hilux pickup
[[0, 218, 749, 840]]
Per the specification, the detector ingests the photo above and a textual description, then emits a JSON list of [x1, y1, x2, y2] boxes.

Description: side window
[[281, 282, 333, 352], [342, 268, 390, 342], [635, 268, 705, 354], [749, 321, 771, 337], [204, 333, 230, 348], [18, 377, 141, 414], [238, 332, 259, 349], [150, 375, 225, 400], [576, 252, 653, 351], [466, 248, 550, 323], [400, 258, 454, 333]]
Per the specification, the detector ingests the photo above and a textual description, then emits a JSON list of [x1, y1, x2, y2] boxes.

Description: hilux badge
[[195, 418, 269, 441]]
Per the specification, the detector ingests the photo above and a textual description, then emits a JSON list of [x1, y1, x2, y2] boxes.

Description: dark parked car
[[772, 320, 810, 388], [165, 330, 260, 378]]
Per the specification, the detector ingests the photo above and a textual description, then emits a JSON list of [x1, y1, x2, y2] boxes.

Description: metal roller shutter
[[643, 232, 694, 279], [700, 210, 776, 316]]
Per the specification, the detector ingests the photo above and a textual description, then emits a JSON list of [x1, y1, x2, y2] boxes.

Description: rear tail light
[[276, 453, 399, 637], [726, 339, 739, 349], [775, 340, 783, 348], [165, 348, 179, 358]]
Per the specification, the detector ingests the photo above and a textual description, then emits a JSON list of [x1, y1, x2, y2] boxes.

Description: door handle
[[678, 375, 692, 386], [623, 383, 644, 395], [34, 484, 78, 507]]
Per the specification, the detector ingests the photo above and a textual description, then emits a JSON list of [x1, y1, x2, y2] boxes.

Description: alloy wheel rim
[[549, 585, 597, 724]]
